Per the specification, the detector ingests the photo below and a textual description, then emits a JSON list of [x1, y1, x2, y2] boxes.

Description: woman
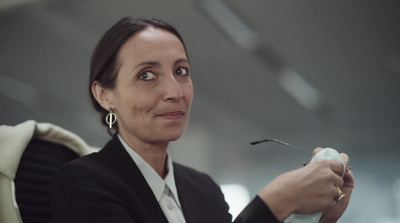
[[51, 17, 355, 223]]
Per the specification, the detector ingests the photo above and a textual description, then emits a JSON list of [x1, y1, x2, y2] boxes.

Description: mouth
[[157, 111, 185, 120]]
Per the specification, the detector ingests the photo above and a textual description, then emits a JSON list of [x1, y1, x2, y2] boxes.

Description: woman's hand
[[318, 149, 355, 223], [258, 148, 354, 222]]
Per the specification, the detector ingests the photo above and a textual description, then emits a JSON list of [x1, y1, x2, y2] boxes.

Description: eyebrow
[[132, 58, 189, 72], [134, 61, 161, 70], [174, 58, 190, 66], [128, 61, 159, 76]]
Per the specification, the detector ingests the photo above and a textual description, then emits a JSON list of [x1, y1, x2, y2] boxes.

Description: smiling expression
[[104, 27, 193, 145]]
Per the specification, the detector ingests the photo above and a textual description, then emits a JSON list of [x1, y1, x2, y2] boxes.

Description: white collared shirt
[[118, 135, 186, 223]]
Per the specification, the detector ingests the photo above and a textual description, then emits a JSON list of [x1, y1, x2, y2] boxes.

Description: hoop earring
[[106, 108, 117, 129]]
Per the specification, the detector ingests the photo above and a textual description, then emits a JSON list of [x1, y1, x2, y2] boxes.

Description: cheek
[[128, 95, 154, 116], [130, 90, 161, 117], [113, 89, 146, 115], [184, 84, 194, 103]]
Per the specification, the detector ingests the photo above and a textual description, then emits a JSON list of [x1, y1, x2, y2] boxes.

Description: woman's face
[[107, 27, 193, 145]]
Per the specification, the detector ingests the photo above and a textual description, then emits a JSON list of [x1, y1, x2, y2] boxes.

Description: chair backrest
[[0, 120, 93, 223], [14, 138, 80, 223]]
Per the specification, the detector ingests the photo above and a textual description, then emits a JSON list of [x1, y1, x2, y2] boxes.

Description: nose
[[162, 76, 184, 102]]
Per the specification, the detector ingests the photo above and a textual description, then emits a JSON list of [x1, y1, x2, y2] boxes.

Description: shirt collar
[[117, 135, 182, 207]]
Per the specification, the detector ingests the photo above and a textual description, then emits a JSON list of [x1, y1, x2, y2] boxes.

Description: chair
[[0, 120, 94, 223]]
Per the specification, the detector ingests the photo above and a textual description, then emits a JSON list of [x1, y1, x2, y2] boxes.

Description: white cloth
[[0, 120, 94, 223], [118, 135, 186, 223]]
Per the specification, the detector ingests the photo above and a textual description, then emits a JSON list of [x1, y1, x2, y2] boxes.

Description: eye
[[138, 71, 156, 81], [175, 67, 189, 77]]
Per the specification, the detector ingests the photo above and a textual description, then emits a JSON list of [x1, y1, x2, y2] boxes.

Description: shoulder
[[53, 134, 127, 180], [52, 152, 111, 188], [58, 150, 103, 171]]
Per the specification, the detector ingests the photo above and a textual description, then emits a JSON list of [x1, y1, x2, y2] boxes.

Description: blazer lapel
[[174, 164, 197, 223], [96, 135, 169, 223]]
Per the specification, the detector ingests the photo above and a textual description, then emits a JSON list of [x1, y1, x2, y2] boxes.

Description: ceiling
[[1, 0, 399, 222]]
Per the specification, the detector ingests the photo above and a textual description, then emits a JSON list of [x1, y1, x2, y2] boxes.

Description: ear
[[91, 81, 113, 110]]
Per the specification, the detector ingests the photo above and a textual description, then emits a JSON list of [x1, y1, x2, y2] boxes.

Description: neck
[[141, 146, 169, 178], [119, 132, 169, 178]]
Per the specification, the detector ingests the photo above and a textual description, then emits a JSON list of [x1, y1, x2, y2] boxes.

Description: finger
[[312, 147, 324, 157], [330, 185, 343, 201], [328, 160, 346, 178], [343, 170, 355, 188], [333, 173, 344, 188], [327, 185, 343, 207], [340, 153, 349, 166]]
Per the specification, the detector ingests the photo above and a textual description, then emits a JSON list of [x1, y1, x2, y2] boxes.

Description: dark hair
[[89, 17, 187, 134]]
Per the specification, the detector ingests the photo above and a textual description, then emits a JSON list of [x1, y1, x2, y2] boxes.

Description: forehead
[[118, 27, 187, 62]]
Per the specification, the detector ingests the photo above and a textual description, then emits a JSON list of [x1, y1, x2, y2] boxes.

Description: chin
[[163, 130, 185, 142], [167, 133, 184, 142]]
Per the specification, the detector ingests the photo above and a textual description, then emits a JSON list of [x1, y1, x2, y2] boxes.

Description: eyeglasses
[[250, 138, 311, 154], [252, 139, 352, 170], [251, 138, 310, 165], [251, 138, 311, 166]]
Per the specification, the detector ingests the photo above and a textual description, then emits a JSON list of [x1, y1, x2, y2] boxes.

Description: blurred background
[[1, 0, 399, 222]]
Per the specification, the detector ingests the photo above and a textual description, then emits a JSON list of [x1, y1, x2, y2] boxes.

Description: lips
[[157, 111, 185, 119]]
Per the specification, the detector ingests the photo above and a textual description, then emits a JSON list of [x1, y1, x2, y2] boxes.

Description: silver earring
[[106, 108, 117, 128]]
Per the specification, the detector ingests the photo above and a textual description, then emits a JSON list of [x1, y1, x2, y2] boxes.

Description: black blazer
[[51, 135, 279, 223]]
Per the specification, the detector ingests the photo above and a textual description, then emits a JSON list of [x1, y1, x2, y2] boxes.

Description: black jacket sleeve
[[174, 163, 281, 223], [234, 196, 281, 223]]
